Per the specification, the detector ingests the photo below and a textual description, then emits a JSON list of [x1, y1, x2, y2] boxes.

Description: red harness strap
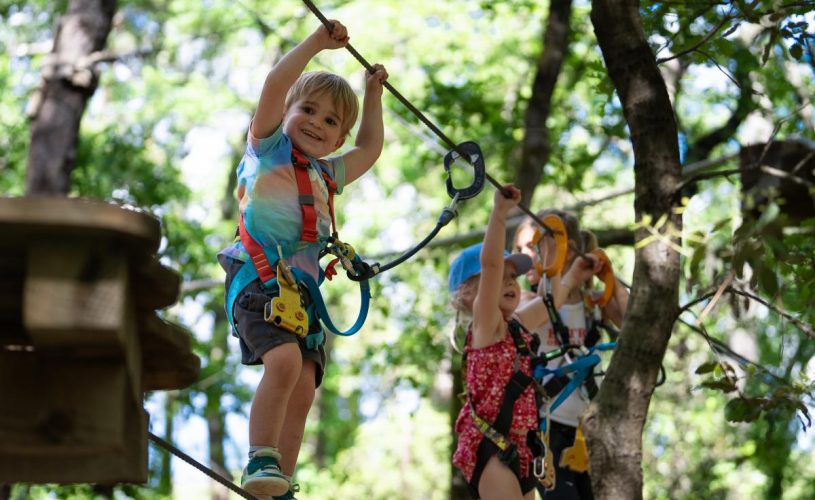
[[291, 149, 320, 243], [239, 213, 276, 283], [291, 148, 338, 240], [240, 147, 338, 283]]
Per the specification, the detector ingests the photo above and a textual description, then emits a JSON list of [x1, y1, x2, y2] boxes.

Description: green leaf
[[695, 361, 719, 374], [725, 398, 763, 423], [758, 263, 778, 297], [701, 379, 737, 393]]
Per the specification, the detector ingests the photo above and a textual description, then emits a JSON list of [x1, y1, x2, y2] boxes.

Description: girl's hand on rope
[[494, 183, 521, 215], [365, 63, 389, 98], [312, 19, 349, 50]]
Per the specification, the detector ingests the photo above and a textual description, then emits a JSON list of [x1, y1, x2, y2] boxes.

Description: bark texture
[[584, 1, 683, 498], [26, 0, 117, 195], [515, 0, 573, 206]]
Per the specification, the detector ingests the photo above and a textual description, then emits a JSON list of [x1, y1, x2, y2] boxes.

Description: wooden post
[[0, 197, 199, 484]]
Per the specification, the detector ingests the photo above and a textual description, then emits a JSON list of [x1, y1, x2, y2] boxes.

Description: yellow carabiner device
[[559, 424, 590, 473], [532, 214, 569, 278], [587, 249, 615, 307], [264, 261, 308, 338]]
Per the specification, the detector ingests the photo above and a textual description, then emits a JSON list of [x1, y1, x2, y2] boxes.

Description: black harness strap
[[542, 292, 570, 347], [469, 319, 537, 467], [582, 310, 602, 399], [537, 300, 606, 401]]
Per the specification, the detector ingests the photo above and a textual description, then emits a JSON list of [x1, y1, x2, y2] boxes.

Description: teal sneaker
[[240, 448, 290, 498]]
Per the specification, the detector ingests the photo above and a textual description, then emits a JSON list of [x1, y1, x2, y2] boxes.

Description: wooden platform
[[0, 197, 200, 484]]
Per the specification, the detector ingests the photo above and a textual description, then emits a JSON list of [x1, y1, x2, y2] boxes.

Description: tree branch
[[680, 285, 815, 339], [656, 14, 734, 65], [728, 287, 815, 338]]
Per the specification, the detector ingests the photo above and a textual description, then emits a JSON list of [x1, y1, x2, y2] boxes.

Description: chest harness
[[225, 148, 372, 349], [526, 214, 620, 487], [464, 319, 551, 488]]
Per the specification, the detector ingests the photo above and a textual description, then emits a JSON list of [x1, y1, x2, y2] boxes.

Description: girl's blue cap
[[448, 242, 533, 293]]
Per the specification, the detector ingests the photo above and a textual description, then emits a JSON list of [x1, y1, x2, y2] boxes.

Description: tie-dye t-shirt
[[218, 125, 345, 282]]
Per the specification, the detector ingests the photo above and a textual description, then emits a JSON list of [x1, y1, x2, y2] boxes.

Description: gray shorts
[[225, 258, 327, 387]]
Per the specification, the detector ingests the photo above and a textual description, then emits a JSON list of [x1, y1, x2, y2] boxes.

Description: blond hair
[[448, 275, 478, 353], [285, 71, 359, 137]]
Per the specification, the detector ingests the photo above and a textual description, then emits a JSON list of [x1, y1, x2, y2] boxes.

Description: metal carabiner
[[443, 141, 486, 201]]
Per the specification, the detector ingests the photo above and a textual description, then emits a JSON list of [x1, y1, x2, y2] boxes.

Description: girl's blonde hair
[[448, 275, 478, 353], [285, 71, 359, 137]]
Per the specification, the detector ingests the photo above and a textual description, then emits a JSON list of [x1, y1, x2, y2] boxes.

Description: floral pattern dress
[[452, 322, 538, 483]]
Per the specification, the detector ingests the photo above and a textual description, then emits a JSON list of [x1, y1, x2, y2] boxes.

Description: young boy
[[218, 20, 388, 499]]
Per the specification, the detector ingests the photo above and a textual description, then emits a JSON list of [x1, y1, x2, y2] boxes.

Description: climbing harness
[[528, 217, 621, 484], [225, 148, 372, 346], [465, 319, 540, 480], [534, 342, 616, 486]]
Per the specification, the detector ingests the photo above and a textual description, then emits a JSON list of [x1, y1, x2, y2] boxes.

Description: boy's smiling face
[[283, 92, 346, 158]]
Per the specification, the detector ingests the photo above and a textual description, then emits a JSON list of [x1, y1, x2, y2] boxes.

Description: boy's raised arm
[[342, 64, 388, 184], [251, 22, 349, 140]]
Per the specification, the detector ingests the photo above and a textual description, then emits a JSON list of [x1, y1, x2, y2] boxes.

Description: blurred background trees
[[1, 0, 813, 498]]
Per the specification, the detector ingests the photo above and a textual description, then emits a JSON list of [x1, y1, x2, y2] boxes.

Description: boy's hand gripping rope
[[300, 0, 563, 241]]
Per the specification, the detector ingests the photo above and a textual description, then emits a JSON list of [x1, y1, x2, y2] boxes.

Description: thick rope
[[300, 0, 557, 235], [148, 432, 258, 500]]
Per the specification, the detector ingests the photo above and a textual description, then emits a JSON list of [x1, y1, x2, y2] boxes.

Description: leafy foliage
[[3, 0, 814, 498]]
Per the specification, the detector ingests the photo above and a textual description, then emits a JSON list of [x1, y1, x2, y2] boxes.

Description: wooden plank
[[0, 353, 132, 454], [0, 395, 147, 483], [23, 241, 128, 350], [0, 197, 161, 255], [0, 250, 27, 346], [132, 258, 181, 311], [140, 315, 200, 391]]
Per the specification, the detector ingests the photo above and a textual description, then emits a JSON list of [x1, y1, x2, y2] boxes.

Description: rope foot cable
[[148, 432, 259, 500]]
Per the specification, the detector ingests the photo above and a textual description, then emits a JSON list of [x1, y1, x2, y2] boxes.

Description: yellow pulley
[[264, 260, 308, 338]]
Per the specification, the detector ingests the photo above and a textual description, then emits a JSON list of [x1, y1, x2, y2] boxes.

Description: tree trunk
[[515, 0, 573, 206], [25, 0, 117, 195], [584, 1, 682, 499]]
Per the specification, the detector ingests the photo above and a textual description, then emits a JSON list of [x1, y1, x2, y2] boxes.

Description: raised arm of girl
[[471, 185, 522, 349]]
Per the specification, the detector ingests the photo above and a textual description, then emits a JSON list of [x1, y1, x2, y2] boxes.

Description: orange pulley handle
[[588, 248, 615, 307], [532, 214, 569, 278]]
